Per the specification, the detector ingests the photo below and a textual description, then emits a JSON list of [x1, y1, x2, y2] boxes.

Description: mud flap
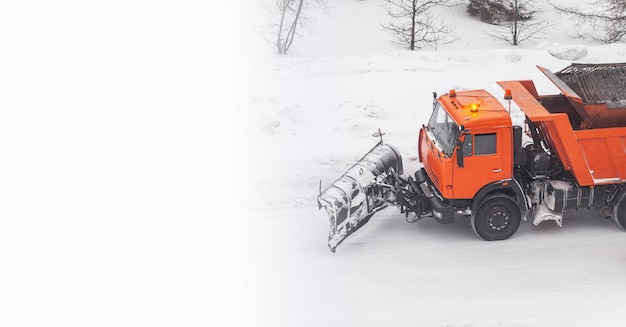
[[317, 142, 403, 252]]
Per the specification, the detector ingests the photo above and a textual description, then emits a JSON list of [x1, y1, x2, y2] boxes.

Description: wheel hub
[[488, 209, 509, 231]]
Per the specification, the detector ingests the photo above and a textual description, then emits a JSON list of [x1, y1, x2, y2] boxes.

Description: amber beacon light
[[504, 89, 512, 100]]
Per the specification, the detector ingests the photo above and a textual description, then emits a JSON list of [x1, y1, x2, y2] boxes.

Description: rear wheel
[[472, 194, 521, 241], [612, 191, 626, 229]]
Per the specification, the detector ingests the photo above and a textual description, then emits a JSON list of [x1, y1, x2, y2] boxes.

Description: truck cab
[[420, 90, 515, 201]]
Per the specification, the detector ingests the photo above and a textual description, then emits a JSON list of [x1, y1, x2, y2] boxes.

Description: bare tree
[[487, 0, 549, 46], [551, 0, 626, 43], [382, 0, 456, 50], [273, 0, 326, 55]]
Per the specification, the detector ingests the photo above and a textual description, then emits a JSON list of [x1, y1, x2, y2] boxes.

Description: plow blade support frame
[[317, 141, 403, 252]]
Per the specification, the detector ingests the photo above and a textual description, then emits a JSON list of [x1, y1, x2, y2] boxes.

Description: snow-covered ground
[[239, 1, 626, 326]]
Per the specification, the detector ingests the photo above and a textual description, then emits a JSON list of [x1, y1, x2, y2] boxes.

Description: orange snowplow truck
[[318, 63, 626, 252]]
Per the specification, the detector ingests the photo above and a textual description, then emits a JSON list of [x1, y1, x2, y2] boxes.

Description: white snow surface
[[238, 0, 626, 327]]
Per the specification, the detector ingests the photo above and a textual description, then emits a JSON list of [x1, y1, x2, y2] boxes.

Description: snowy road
[[244, 205, 626, 327]]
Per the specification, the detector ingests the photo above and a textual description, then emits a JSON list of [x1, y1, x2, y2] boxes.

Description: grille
[[425, 165, 441, 191]]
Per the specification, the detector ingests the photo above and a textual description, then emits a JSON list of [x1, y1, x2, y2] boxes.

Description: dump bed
[[498, 79, 626, 186], [539, 63, 626, 129]]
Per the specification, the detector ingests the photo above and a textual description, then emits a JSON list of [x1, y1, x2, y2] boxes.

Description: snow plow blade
[[317, 142, 403, 252]]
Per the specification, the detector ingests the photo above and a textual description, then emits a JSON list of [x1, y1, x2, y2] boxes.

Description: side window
[[474, 133, 497, 155], [462, 135, 473, 156]]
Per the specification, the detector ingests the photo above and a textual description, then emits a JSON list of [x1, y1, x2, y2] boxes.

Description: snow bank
[[548, 44, 588, 61]]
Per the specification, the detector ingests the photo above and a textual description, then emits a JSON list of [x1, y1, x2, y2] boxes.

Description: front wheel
[[472, 194, 521, 241]]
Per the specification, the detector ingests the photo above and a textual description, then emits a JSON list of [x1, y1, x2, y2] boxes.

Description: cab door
[[452, 129, 506, 199]]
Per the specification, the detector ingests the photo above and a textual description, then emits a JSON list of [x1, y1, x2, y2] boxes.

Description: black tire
[[612, 191, 626, 230], [472, 194, 521, 241]]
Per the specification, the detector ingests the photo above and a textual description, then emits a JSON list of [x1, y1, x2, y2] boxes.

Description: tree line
[[271, 0, 626, 55]]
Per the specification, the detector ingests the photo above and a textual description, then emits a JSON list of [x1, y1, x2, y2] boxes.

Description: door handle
[[492, 168, 502, 173]]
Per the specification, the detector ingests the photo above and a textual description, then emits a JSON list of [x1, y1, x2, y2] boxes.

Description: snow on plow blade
[[318, 142, 403, 252]]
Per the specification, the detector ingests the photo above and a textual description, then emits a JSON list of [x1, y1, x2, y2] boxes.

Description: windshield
[[426, 101, 460, 157]]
